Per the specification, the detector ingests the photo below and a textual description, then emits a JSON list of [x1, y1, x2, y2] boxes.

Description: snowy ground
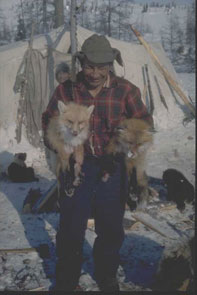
[[0, 73, 195, 291]]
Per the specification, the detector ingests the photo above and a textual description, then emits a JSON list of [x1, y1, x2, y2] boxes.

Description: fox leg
[[73, 145, 84, 186], [102, 142, 119, 182], [105, 137, 117, 155], [127, 160, 139, 210], [56, 145, 71, 171], [135, 157, 149, 210], [126, 155, 149, 211], [54, 147, 71, 199]]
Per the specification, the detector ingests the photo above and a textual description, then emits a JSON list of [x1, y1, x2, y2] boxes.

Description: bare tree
[[42, 0, 47, 33], [70, 0, 77, 80], [54, 0, 64, 28], [107, 0, 112, 37]]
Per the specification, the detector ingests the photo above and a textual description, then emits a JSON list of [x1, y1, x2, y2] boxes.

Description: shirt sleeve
[[125, 85, 154, 127]]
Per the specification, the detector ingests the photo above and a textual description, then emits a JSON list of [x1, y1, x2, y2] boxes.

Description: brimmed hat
[[75, 34, 123, 66]]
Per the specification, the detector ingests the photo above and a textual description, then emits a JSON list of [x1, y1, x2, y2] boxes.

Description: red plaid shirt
[[42, 71, 153, 156]]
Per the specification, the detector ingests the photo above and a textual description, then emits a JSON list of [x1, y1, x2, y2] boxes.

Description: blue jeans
[[56, 155, 127, 290]]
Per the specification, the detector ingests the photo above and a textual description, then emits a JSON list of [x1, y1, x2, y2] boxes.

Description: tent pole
[[70, 0, 77, 82], [154, 75, 168, 110], [130, 25, 195, 116], [144, 64, 154, 115], [142, 65, 150, 111]]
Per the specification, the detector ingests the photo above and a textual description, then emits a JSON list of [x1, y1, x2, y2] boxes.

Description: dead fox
[[46, 101, 94, 191], [105, 118, 154, 210]]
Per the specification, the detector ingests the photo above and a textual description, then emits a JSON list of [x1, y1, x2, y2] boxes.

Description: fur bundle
[[105, 118, 154, 210], [46, 101, 94, 192]]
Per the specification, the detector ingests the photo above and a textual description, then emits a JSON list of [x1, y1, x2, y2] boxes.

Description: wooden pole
[[142, 65, 150, 111], [130, 25, 195, 116], [154, 75, 168, 110], [29, 286, 45, 291], [142, 84, 148, 106], [70, 0, 77, 82], [0, 247, 37, 254], [132, 213, 178, 240], [144, 64, 154, 114], [32, 181, 57, 213]]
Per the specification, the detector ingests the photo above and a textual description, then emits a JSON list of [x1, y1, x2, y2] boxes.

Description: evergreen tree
[[161, 13, 184, 70], [142, 4, 148, 13], [15, 17, 26, 41], [184, 3, 195, 72], [14, 0, 65, 39]]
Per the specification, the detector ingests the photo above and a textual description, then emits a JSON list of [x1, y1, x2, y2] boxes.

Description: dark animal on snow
[[7, 153, 38, 183], [162, 168, 194, 211]]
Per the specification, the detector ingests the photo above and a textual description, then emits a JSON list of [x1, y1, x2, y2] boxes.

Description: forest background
[[0, 0, 195, 73]]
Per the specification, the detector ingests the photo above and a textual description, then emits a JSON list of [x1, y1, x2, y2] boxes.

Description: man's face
[[82, 61, 110, 89], [57, 71, 69, 84]]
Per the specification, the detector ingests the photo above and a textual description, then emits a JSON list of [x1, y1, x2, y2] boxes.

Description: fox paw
[[101, 172, 110, 182], [73, 172, 85, 187]]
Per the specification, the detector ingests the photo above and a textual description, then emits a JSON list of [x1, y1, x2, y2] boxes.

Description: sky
[[0, 0, 19, 12], [0, 0, 193, 30]]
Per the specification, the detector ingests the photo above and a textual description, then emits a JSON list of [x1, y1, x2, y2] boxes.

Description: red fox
[[105, 118, 154, 210], [46, 101, 94, 191]]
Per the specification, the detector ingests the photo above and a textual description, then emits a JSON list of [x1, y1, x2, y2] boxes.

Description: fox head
[[114, 118, 153, 158], [57, 101, 94, 138]]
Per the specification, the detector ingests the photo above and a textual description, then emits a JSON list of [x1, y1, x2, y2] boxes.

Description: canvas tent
[[0, 26, 71, 147], [0, 25, 192, 148]]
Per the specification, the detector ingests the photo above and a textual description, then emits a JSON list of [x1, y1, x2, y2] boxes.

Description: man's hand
[[101, 172, 110, 182], [99, 154, 118, 182]]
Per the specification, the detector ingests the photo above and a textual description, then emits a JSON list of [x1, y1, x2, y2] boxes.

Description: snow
[[0, 72, 195, 291]]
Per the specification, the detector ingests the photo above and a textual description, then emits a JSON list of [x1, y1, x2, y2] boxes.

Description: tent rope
[[15, 22, 35, 144]]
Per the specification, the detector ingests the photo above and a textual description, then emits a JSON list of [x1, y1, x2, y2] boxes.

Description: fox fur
[[105, 118, 154, 210], [46, 101, 94, 189]]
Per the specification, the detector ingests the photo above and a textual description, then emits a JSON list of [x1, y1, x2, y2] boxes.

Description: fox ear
[[87, 105, 94, 118], [58, 100, 67, 113]]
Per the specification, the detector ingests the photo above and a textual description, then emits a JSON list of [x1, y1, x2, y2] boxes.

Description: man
[[42, 34, 153, 291]]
